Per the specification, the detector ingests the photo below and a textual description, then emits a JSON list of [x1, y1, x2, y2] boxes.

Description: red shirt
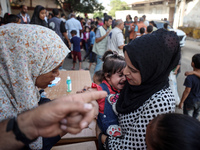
[[92, 80, 120, 113]]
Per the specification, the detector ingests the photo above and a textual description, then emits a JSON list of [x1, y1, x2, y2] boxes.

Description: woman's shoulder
[[144, 86, 176, 110]]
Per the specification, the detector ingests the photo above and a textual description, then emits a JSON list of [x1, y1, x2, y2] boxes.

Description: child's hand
[[185, 71, 194, 76]]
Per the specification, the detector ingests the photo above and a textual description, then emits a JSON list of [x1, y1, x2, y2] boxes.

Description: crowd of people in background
[[1, 4, 200, 150]]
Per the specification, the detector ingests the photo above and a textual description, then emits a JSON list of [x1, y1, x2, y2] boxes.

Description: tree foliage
[[109, 0, 130, 17], [56, 0, 104, 13], [93, 11, 104, 19]]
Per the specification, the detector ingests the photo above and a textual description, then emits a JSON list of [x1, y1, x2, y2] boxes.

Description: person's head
[[61, 13, 65, 18], [20, 5, 28, 14], [103, 13, 107, 17], [70, 30, 77, 37], [85, 26, 90, 32], [147, 25, 153, 34], [90, 25, 96, 31], [123, 29, 180, 86], [140, 27, 145, 35], [52, 9, 59, 17], [98, 18, 102, 23], [164, 18, 167, 21], [115, 19, 124, 30], [163, 23, 168, 30], [33, 5, 46, 21], [96, 17, 99, 21], [192, 54, 200, 69], [48, 13, 53, 19], [139, 17, 144, 22], [93, 70, 103, 85], [126, 15, 132, 21], [104, 15, 112, 28], [134, 16, 138, 23], [149, 21, 157, 28], [146, 113, 200, 150], [142, 15, 146, 20], [102, 51, 126, 90], [4, 14, 21, 24], [71, 13, 76, 18]]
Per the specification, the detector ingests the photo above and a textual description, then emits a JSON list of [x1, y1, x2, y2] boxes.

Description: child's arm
[[185, 71, 200, 78], [174, 65, 180, 75], [178, 87, 191, 109]]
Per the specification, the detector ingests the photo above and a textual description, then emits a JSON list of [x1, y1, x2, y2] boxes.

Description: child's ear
[[104, 73, 110, 81], [191, 62, 195, 68]]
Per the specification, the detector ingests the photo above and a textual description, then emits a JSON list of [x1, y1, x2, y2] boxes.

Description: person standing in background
[[107, 19, 125, 55], [142, 15, 149, 26], [30, 5, 48, 27], [65, 13, 82, 39], [92, 15, 112, 73], [17, 5, 30, 24], [129, 16, 138, 41], [49, 9, 71, 48], [124, 15, 133, 44]]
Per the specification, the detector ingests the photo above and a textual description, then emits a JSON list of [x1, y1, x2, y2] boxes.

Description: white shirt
[[65, 18, 82, 39], [107, 27, 124, 54]]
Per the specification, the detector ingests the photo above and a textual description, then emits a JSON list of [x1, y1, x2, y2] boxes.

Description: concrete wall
[[132, 3, 171, 23], [183, 0, 200, 28]]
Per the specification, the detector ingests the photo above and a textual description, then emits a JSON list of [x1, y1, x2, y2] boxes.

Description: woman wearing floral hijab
[[99, 29, 181, 149], [30, 5, 48, 27], [0, 23, 69, 149]]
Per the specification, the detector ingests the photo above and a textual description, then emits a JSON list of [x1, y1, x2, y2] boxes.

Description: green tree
[[93, 12, 104, 19], [56, 0, 104, 14], [109, 0, 130, 17]]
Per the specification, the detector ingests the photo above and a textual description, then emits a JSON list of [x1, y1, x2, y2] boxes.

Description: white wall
[[0, 0, 11, 16], [183, 0, 200, 27]]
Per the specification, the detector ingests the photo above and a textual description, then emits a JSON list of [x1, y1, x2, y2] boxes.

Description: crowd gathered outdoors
[[1, 3, 200, 150]]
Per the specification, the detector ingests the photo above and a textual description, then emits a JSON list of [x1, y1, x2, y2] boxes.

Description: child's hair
[[146, 113, 200, 150], [147, 25, 153, 33], [192, 54, 200, 69], [4, 13, 20, 24], [140, 27, 145, 34], [102, 51, 126, 80], [163, 23, 168, 30], [70, 30, 77, 35], [93, 70, 103, 84]]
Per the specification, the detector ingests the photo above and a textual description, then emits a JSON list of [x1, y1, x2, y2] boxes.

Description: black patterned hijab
[[116, 29, 181, 114], [30, 5, 47, 27]]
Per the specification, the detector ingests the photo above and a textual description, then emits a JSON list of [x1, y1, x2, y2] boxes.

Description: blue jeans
[[94, 54, 103, 73], [183, 101, 200, 119]]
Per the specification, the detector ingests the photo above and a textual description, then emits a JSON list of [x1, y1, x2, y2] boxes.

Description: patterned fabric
[[108, 87, 176, 150], [0, 23, 69, 149]]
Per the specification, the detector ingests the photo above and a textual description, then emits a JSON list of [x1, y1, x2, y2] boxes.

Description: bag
[[169, 71, 180, 105]]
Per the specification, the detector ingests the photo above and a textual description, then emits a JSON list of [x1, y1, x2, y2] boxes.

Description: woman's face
[[39, 9, 46, 20], [123, 51, 142, 86], [35, 63, 62, 88]]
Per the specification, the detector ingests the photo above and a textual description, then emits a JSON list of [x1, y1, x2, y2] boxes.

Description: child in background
[[136, 27, 145, 38], [146, 113, 200, 150], [70, 30, 82, 70], [179, 54, 200, 119], [93, 70, 103, 85], [83, 26, 90, 54], [84, 25, 97, 70], [91, 51, 126, 140]]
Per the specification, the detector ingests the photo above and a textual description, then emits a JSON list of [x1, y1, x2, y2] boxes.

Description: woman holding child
[[97, 29, 181, 149]]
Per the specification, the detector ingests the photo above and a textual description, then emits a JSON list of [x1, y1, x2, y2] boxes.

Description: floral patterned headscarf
[[0, 23, 69, 149]]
